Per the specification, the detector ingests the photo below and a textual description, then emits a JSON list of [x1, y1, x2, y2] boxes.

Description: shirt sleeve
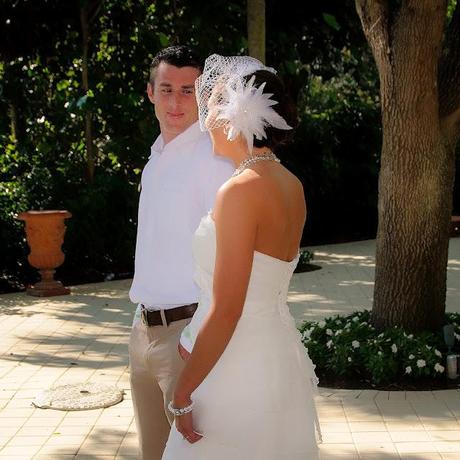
[[202, 155, 234, 212]]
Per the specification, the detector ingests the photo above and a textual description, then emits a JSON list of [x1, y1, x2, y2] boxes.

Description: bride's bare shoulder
[[218, 170, 264, 195], [213, 173, 262, 221]]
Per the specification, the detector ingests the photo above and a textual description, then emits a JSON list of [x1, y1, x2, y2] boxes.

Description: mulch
[[318, 373, 460, 391]]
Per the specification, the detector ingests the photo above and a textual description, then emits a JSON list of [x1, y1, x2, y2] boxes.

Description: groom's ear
[[146, 82, 155, 104]]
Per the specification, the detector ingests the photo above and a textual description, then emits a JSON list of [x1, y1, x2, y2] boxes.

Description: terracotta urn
[[17, 210, 72, 297]]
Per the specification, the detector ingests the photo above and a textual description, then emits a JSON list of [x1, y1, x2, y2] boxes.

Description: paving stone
[[0, 239, 459, 458]]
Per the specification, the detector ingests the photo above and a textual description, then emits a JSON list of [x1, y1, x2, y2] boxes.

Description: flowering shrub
[[299, 311, 460, 385], [298, 249, 314, 265], [294, 249, 316, 273]]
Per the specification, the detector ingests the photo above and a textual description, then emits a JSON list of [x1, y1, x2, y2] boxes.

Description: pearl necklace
[[232, 152, 280, 177]]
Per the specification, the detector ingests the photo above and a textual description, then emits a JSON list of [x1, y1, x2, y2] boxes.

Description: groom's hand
[[178, 343, 191, 361]]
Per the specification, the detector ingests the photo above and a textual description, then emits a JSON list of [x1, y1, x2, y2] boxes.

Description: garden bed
[[294, 249, 321, 273], [318, 373, 460, 391], [300, 310, 460, 391]]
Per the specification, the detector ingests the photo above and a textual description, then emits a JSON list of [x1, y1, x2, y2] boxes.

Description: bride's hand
[[175, 412, 203, 444], [178, 343, 191, 361]]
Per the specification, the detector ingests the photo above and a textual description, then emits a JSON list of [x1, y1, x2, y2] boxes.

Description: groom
[[128, 45, 233, 460]]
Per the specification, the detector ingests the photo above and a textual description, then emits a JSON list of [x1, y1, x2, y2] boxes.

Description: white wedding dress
[[162, 213, 321, 460]]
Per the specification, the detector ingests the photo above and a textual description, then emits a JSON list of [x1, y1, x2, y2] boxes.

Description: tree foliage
[[0, 0, 383, 291]]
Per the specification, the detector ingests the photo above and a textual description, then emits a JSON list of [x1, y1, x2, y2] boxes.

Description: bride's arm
[[172, 178, 257, 424]]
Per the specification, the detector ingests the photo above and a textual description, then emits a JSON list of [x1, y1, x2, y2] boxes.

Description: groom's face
[[147, 62, 200, 143]]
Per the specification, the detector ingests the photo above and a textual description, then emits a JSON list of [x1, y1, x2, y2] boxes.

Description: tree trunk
[[356, 0, 457, 332], [247, 0, 265, 64], [8, 102, 18, 140], [373, 107, 454, 332], [80, 2, 95, 183]]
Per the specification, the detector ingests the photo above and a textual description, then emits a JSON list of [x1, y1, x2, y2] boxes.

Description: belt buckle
[[160, 309, 169, 327], [141, 307, 149, 326]]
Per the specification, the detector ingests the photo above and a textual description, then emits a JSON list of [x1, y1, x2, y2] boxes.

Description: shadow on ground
[[0, 280, 133, 370]]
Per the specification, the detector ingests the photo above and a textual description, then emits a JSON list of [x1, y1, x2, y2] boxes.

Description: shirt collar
[[150, 121, 204, 157]]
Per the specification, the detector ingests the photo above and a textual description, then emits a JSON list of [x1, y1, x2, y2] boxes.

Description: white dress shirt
[[129, 121, 234, 311]]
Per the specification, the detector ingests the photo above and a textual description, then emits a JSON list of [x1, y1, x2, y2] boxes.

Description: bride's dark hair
[[244, 70, 298, 150]]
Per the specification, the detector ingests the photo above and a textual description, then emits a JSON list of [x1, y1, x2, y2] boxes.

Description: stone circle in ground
[[32, 382, 124, 410]]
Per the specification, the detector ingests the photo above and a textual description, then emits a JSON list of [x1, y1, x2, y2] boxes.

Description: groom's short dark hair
[[149, 46, 203, 84]]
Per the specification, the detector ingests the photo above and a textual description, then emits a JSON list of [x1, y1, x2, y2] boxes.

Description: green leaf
[[285, 60, 297, 75], [56, 80, 70, 91], [323, 13, 340, 31], [158, 32, 169, 47], [76, 95, 88, 108]]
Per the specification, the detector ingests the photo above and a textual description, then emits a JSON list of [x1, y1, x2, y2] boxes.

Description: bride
[[162, 54, 320, 460]]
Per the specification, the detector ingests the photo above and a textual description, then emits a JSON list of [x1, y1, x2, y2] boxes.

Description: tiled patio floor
[[1, 237, 459, 459]]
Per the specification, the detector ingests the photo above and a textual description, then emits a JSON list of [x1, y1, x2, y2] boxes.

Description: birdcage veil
[[195, 54, 292, 152]]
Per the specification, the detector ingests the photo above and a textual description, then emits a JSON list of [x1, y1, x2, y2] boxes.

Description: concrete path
[[0, 237, 459, 459]]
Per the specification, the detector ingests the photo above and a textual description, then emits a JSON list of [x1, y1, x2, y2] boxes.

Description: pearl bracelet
[[168, 400, 194, 416]]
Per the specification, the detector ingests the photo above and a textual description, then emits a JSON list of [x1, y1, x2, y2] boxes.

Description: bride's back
[[234, 162, 306, 263]]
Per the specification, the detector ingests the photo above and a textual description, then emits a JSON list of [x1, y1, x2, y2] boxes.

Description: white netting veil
[[195, 54, 292, 152]]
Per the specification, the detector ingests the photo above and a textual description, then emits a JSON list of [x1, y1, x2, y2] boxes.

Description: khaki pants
[[129, 317, 190, 460]]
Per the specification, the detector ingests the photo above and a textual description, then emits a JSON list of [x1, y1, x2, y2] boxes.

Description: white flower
[[408, 354, 415, 360], [302, 330, 311, 341], [360, 321, 368, 326], [378, 351, 383, 356], [405, 366, 412, 374], [407, 334, 413, 339], [326, 340, 333, 349], [378, 333, 384, 338], [345, 323, 351, 329], [391, 344, 398, 354], [216, 74, 292, 151], [416, 359, 426, 368], [351, 340, 360, 349], [434, 349, 442, 358], [455, 333, 460, 341], [326, 329, 333, 336], [352, 316, 359, 322], [347, 357, 352, 362], [64, 101, 70, 108], [37, 116, 45, 124], [335, 329, 343, 336], [318, 321, 326, 328], [434, 363, 445, 373], [425, 345, 432, 350]]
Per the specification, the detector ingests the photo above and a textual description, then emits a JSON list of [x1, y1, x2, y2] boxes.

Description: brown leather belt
[[140, 303, 198, 327]]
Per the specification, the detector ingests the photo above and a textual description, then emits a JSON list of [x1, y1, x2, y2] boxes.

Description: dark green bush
[[299, 310, 460, 386]]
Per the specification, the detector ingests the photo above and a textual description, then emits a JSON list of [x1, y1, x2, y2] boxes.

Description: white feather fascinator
[[195, 54, 292, 152]]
